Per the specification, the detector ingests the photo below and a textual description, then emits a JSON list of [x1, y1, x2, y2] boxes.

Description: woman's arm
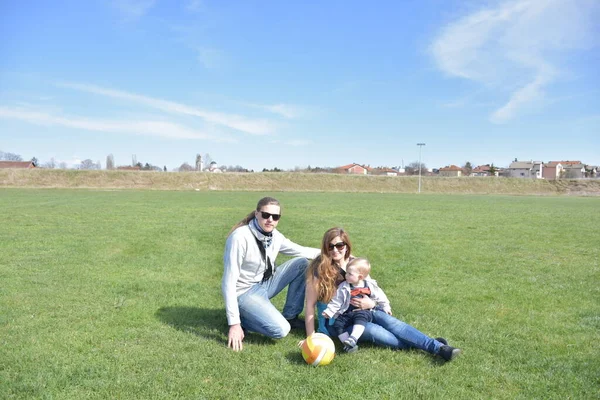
[[349, 294, 376, 310], [304, 277, 319, 337]]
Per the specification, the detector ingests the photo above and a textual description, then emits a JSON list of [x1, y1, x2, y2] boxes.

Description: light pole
[[417, 143, 426, 193]]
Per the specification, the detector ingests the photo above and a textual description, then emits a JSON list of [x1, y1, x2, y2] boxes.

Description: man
[[222, 197, 320, 351]]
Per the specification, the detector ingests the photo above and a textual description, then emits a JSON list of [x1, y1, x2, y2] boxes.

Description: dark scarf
[[249, 218, 275, 282]]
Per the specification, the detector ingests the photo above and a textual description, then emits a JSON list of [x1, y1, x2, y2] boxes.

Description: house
[[337, 163, 369, 175], [561, 162, 586, 179], [542, 162, 563, 180], [372, 167, 399, 176], [506, 161, 543, 179], [0, 161, 36, 169], [471, 164, 498, 177], [208, 161, 223, 173], [438, 165, 462, 177], [117, 165, 141, 171]]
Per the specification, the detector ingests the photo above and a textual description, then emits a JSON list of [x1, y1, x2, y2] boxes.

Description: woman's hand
[[350, 295, 376, 310]]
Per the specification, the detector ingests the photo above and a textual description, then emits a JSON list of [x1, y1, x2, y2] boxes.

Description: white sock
[[350, 325, 365, 341]]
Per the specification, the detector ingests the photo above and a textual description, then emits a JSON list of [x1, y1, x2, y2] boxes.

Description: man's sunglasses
[[260, 211, 281, 221], [328, 242, 346, 251]]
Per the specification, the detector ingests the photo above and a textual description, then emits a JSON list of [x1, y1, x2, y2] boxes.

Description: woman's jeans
[[324, 307, 442, 355], [237, 257, 308, 339]]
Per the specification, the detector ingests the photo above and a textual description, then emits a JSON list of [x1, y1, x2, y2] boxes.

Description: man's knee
[[291, 257, 310, 276], [266, 322, 291, 339]]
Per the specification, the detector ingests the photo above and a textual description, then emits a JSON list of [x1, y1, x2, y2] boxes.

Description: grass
[[1, 189, 599, 399]]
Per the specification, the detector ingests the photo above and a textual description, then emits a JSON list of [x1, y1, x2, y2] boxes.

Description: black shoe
[[286, 317, 305, 330], [344, 344, 358, 353], [439, 345, 461, 362], [435, 337, 448, 346]]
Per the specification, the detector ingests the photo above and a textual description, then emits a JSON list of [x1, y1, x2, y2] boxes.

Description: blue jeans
[[325, 309, 442, 354], [237, 257, 308, 339]]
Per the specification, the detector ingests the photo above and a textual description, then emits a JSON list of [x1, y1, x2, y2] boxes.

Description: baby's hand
[[321, 312, 328, 318], [386, 310, 393, 316]]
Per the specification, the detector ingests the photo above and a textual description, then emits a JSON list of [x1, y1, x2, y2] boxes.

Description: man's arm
[[277, 236, 320, 259], [222, 231, 246, 350]]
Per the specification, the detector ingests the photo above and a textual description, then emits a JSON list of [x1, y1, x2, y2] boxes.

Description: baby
[[322, 257, 392, 352]]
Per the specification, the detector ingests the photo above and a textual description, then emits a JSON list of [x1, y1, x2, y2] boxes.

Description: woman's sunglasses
[[260, 211, 281, 221], [328, 242, 346, 251]]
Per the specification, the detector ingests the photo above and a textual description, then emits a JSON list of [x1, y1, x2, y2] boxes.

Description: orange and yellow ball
[[300, 333, 335, 366]]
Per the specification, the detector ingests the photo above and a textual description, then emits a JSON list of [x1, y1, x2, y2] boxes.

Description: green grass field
[[1, 189, 599, 399]]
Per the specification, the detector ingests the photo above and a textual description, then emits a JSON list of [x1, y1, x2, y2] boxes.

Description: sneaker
[[343, 336, 358, 353], [439, 345, 462, 362], [286, 317, 305, 330], [435, 337, 449, 346]]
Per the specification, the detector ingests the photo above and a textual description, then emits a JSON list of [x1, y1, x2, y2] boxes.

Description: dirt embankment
[[1, 169, 599, 195]]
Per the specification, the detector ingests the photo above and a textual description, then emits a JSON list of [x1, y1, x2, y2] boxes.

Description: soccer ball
[[300, 333, 335, 366]]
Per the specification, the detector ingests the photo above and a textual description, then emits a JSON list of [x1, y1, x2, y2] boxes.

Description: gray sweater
[[222, 224, 320, 325], [323, 278, 392, 318]]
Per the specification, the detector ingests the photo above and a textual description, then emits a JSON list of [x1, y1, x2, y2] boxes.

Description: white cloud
[[263, 104, 303, 119], [286, 139, 312, 146], [431, 0, 599, 123], [0, 107, 235, 142], [246, 103, 305, 119], [186, 0, 205, 13], [196, 47, 226, 70], [111, 0, 157, 20], [56, 82, 278, 135]]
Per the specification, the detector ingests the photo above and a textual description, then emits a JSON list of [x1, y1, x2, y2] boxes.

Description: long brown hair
[[306, 227, 352, 303], [228, 196, 281, 236]]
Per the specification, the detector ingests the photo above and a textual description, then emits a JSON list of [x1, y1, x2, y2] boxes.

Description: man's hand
[[227, 324, 244, 351]]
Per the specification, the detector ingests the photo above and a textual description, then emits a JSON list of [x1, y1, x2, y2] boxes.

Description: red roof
[[0, 161, 35, 169], [472, 165, 491, 172], [439, 165, 462, 171], [338, 163, 372, 171], [547, 160, 582, 166]]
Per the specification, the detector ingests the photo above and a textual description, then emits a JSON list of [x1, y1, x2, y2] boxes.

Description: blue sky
[[1, 0, 598, 171]]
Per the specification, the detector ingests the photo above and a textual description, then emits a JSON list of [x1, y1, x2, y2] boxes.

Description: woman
[[304, 227, 461, 361]]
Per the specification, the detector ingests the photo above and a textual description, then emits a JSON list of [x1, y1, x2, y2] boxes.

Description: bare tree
[[0, 151, 23, 161], [80, 159, 99, 170], [405, 161, 427, 175], [203, 153, 213, 167], [463, 161, 473, 176], [106, 154, 115, 170], [178, 162, 194, 172], [195, 154, 203, 171], [226, 165, 250, 172], [58, 161, 68, 169], [42, 157, 56, 169]]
